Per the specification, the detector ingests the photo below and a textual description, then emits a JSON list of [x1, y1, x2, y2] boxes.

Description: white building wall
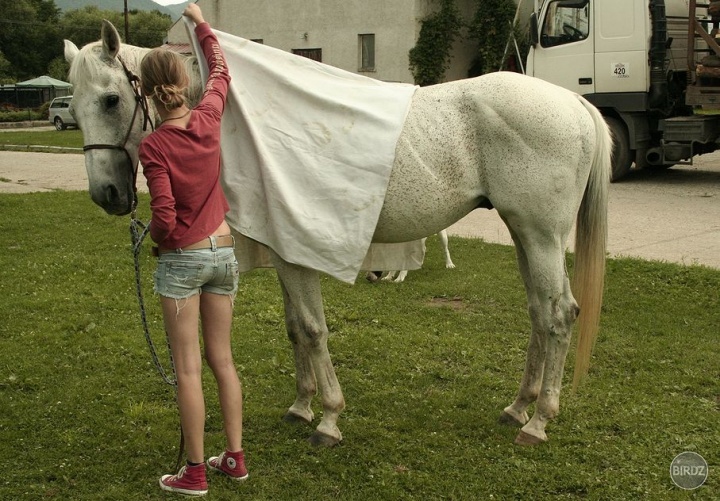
[[168, 0, 517, 84]]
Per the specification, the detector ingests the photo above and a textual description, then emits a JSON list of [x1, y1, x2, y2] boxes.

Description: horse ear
[[64, 40, 79, 64], [100, 19, 122, 60]]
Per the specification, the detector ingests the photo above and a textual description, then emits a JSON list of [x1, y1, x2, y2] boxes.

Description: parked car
[[48, 96, 77, 130]]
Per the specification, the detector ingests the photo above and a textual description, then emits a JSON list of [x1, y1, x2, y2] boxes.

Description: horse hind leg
[[504, 228, 579, 445], [269, 249, 345, 446], [500, 228, 544, 427]]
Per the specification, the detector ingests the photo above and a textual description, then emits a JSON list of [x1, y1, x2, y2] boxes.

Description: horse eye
[[106, 95, 120, 108]]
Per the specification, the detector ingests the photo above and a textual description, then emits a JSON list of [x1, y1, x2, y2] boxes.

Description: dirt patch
[[426, 296, 467, 311]]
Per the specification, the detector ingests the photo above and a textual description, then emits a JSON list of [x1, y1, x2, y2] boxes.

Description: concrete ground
[[1, 149, 718, 269]]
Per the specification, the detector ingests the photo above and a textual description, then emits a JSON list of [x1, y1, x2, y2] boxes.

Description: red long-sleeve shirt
[[139, 22, 231, 248]]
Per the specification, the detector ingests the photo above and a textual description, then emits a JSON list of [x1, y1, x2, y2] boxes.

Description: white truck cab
[[527, 0, 720, 180]]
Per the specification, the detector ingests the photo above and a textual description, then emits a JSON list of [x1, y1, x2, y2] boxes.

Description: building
[[166, 0, 518, 84]]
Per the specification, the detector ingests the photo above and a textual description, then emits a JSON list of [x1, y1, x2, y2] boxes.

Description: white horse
[[64, 21, 611, 447], [366, 229, 455, 283]]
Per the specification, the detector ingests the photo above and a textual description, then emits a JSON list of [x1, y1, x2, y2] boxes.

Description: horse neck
[[119, 44, 151, 76]]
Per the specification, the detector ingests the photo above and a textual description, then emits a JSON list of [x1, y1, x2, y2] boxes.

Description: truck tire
[[605, 116, 632, 181]]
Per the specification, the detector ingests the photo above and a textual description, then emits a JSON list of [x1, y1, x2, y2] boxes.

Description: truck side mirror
[[529, 13, 539, 46]]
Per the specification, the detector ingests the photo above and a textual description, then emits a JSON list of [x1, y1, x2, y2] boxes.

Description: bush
[[0, 101, 48, 123], [0, 110, 44, 122]]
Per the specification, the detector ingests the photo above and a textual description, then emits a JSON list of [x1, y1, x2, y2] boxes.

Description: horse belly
[[373, 87, 486, 243]]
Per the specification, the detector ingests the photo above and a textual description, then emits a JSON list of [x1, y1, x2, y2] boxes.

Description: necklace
[[161, 108, 191, 124]]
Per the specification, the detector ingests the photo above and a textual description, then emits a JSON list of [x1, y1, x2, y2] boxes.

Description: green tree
[[129, 10, 173, 48], [59, 6, 172, 49], [0, 51, 13, 84], [47, 56, 69, 82], [0, 0, 62, 80]]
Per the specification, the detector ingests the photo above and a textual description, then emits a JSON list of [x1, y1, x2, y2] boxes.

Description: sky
[[152, 0, 187, 5]]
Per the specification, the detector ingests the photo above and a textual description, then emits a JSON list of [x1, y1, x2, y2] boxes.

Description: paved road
[[448, 157, 720, 269], [1, 150, 719, 269]]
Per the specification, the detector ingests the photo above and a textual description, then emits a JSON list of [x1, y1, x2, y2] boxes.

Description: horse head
[[65, 20, 152, 216]]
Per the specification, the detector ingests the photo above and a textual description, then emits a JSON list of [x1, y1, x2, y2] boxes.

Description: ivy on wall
[[409, 0, 520, 86], [408, 0, 462, 86], [467, 0, 517, 75]]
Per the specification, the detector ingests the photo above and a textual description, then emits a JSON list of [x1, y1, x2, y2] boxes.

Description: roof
[[15, 75, 73, 88]]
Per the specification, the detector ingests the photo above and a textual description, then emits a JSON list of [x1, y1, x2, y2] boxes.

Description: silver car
[[48, 95, 77, 130]]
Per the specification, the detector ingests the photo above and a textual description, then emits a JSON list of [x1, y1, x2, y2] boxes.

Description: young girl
[[138, 4, 247, 496]]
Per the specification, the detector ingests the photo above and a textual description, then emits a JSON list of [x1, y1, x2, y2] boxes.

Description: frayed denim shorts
[[154, 246, 239, 300]]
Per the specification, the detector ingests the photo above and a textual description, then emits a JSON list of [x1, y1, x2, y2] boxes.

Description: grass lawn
[[0, 129, 83, 149], [0, 191, 718, 500]]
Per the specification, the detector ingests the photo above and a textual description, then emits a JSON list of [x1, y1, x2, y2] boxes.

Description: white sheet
[[186, 19, 419, 283]]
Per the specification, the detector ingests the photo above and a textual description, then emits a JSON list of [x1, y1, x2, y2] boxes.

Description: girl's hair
[[140, 48, 189, 111]]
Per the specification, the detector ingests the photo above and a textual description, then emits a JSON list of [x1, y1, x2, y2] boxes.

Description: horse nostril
[[105, 184, 119, 204]]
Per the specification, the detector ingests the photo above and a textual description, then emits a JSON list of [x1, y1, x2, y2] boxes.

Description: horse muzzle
[[84, 145, 137, 216], [91, 184, 134, 215]]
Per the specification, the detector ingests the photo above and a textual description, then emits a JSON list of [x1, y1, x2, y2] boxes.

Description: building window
[[292, 48, 322, 62], [359, 34, 375, 72]]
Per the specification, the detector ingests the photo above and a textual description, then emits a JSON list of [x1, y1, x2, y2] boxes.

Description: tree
[[47, 56, 69, 82], [0, 0, 62, 80], [0, 51, 13, 84], [59, 6, 172, 49], [129, 10, 173, 48]]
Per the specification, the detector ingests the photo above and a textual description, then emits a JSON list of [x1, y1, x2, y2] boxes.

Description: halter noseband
[[82, 56, 154, 213]]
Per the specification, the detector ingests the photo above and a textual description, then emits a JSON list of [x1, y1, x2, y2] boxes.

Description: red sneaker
[[207, 450, 249, 481], [159, 463, 208, 496]]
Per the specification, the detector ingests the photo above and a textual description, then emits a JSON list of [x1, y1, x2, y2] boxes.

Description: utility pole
[[124, 0, 130, 43]]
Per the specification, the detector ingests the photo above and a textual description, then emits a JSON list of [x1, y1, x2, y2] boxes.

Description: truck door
[[529, 0, 594, 95], [593, 0, 648, 94]]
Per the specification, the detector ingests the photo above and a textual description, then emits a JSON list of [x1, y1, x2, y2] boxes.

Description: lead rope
[[129, 209, 185, 472]]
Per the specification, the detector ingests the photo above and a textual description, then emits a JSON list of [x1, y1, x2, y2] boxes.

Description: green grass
[[0, 129, 83, 149], [0, 191, 718, 500]]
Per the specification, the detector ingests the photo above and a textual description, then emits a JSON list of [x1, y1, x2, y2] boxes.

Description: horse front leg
[[268, 249, 345, 446]]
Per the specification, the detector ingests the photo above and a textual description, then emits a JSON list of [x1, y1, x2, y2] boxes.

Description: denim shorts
[[154, 246, 239, 300]]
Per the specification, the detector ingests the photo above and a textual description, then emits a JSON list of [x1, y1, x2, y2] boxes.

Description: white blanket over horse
[[186, 20, 420, 283]]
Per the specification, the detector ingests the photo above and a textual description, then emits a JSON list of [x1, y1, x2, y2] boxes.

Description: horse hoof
[[282, 411, 312, 425], [308, 431, 341, 447], [499, 411, 524, 427], [514, 430, 546, 446]]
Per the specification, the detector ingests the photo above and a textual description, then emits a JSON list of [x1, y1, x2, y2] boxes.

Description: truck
[[525, 0, 720, 180]]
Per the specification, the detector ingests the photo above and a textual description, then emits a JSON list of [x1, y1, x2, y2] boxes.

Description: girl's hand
[[183, 4, 205, 25]]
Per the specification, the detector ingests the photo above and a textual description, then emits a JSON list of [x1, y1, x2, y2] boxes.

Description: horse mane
[[68, 42, 146, 84]]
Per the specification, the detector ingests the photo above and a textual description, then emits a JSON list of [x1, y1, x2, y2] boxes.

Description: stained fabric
[[186, 19, 418, 283]]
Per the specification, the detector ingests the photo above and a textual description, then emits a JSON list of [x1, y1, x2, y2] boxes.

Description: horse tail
[[572, 97, 611, 390]]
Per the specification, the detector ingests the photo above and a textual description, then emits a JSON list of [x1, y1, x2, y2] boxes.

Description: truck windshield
[[541, 0, 589, 48]]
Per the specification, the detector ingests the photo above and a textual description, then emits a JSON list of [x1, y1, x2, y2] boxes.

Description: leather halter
[[82, 56, 154, 212]]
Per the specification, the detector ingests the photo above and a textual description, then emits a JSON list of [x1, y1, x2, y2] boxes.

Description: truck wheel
[[605, 117, 632, 181]]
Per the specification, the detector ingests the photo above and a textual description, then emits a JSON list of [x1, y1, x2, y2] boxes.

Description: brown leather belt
[[156, 234, 235, 255]]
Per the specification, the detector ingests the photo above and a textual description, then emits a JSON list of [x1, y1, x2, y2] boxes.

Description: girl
[[138, 4, 247, 496]]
